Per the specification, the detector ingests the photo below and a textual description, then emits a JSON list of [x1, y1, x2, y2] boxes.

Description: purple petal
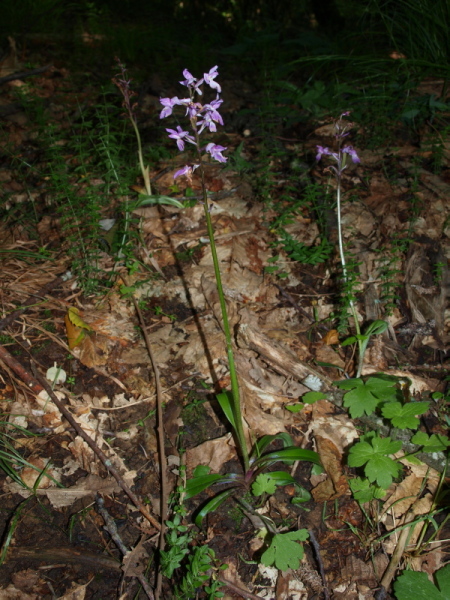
[[174, 165, 190, 179], [204, 66, 221, 93], [343, 145, 360, 163], [316, 146, 331, 161], [205, 143, 227, 163]]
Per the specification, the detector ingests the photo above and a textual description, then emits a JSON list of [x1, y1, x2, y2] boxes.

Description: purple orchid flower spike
[[204, 66, 221, 94], [180, 69, 204, 95], [164, 67, 227, 164], [160, 96, 182, 119], [206, 143, 227, 163], [316, 146, 331, 161], [342, 145, 360, 163], [174, 164, 199, 179], [166, 126, 196, 151]]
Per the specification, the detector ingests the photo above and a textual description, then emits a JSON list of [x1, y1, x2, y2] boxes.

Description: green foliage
[[260, 529, 309, 571], [174, 545, 225, 600], [160, 512, 190, 578], [336, 376, 398, 418], [277, 232, 333, 266], [349, 476, 387, 504], [348, 433, 402, 489], [411, 432, 450, 453], [251, 471, 297, 497], [185, 433, 321, 527], [381, 401, 429, 429], [394, 564, 450, 600], [303, 391, 327, 404], [161, 471, 226, 598], [252, 473, 278, 496]]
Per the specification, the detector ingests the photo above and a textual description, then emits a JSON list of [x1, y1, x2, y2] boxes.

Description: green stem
[[193, 135, 249, 471], [336, 173, 363, 376], [130, 116, 151, 196]]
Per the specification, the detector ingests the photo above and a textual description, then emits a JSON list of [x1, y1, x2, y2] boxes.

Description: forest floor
[[0, 29, 449, 600]]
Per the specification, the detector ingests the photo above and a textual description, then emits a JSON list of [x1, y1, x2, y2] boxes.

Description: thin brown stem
[[122, 277, 167, 599]]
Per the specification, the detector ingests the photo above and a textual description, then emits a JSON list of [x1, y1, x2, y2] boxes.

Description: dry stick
[[378, 519, 414, 595], [123, 280, 167, 599], [0, 64, 53, 86], [217, 578, 265, 600], [26, 362, 161, 531], [0, 345, 44, 394], [96, 495, 155, 600], [9, 546, 121, 571], [308, 529, 330, 600]]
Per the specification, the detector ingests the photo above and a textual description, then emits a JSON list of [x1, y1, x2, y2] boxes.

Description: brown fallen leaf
[[311, 435, 349, 501], [186, 433, 235, 476]]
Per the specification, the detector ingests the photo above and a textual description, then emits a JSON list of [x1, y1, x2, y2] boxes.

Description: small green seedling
[[285, 390, 327, 413], [154, 306, 176, 322]]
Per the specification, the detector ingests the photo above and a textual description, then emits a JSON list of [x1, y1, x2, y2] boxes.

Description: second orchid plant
[[316, 113, 387, 377]]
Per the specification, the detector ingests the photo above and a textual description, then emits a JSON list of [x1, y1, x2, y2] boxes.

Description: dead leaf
[[57, 579, 92, 600], [323, 329, 340, 345], [0, 585, 38, 600], [44, 474, 120, 508], [122, 541, 150, 578], [186, 433, 235, 476], [20, 457, 58, 490], [311, 435, 349, 501]]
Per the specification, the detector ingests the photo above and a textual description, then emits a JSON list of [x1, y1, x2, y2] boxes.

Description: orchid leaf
[[185, 474, 239, 500], [194, 488, 237, 528], [216, 391, 236, 430], [252, 447, 321, 470], [133, 194, 184, 208], [250, 433, 293, 461]]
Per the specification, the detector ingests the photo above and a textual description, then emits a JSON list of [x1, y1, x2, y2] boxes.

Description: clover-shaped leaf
[[381, 401, 429, 429], [348, 435, 402, 489], [261, 530, 309, 571]]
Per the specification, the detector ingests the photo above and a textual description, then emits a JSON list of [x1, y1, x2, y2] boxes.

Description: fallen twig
[[0, 64, 53, 86], [0, 345, 43, 394], [8, 546, 120, 570], [378, 519, 413, 593], [96, 495, 155, 600], [308, 529, 330, 600], [217, 577, 265, 600], [122, 275, 167, 599]]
